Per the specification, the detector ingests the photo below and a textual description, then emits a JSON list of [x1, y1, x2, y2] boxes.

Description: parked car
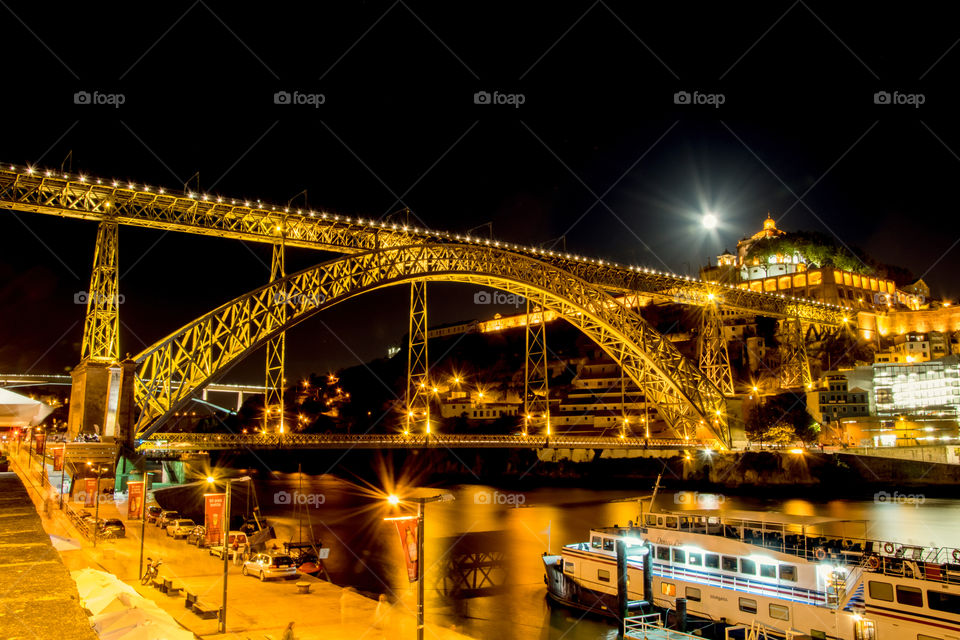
[[145, 506, 163, 524], [208, 531, 249, 560], [166, 518, 196, 538], [156, 510, 179, 528], [241, 552, 297, 581], [98, 519, 126, 538], [186, 525, 207, 547]]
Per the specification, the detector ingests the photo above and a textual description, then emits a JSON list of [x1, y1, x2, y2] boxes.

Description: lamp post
[[207, 475, 232, 634], [87, 462, 105, 547], [386, 493, 455, 640], [138, 471, 153, 580]]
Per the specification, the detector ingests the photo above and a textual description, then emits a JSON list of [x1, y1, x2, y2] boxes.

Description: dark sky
[[1, 2, 959, 382]]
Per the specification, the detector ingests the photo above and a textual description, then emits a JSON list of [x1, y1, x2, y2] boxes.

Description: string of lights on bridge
[[8, 163, 853, 318]]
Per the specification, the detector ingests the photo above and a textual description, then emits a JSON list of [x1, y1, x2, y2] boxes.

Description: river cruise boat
[[544, 508, 960, 639]]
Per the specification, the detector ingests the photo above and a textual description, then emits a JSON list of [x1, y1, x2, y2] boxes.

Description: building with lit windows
[[806, 372, 870, 424]]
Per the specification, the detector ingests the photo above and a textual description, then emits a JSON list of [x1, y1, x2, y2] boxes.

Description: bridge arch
[[133, 244, 729, 447]]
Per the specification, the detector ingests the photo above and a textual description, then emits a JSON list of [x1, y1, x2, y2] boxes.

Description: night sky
[[1, 2, 959, 382]]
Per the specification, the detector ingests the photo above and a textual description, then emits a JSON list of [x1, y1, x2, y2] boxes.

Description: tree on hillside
[[746, 392, 819, 446]]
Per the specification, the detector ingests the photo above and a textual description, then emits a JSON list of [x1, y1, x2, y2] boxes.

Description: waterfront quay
[[3, 445, 472, 640]]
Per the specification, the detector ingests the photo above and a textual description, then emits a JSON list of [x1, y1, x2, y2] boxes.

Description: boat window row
[[868, 580, 960, 613], [651, 544, 797, 582], [661, 583, 790, 621]]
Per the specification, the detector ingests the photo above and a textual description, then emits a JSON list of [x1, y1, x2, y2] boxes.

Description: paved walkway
[[4, 445, 473, 640]]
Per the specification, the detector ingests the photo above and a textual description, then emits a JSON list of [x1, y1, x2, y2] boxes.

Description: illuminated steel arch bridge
[[0, 165, 854, 453]]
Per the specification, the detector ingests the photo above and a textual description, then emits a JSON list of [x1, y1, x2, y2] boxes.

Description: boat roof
[[655, 509, 865, 527]]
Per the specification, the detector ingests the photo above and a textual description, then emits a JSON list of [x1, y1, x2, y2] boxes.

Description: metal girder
[[406, 281, 430, 433], [80, 219, 120, 362], [779, 317, 813, 389], [264, 241, 285, 432], [698, 302, 735, 396], [131, 244, 730, 449], [141, 432, 710, 451], [523, 295, 550, 434], [0, 166, 848, 326]]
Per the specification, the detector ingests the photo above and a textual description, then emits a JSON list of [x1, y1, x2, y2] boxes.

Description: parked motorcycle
[[140, 558, 163, 585]]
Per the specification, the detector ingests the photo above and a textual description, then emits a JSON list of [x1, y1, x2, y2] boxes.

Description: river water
[[248, 473, 957, 639]]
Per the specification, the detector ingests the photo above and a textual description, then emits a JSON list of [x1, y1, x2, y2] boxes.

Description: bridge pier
[[264, 240, 286, 432], [778, 317, 813, 390], [406, 280, 431, 433], [67, 358, 137, 445], [698, 299, 734, 396], [524, 295, 550, 435]]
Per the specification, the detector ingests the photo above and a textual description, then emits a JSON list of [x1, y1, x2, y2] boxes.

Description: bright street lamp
[[385, 493, 455, 640]]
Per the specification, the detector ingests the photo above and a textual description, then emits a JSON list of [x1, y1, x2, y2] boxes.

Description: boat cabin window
[[722, 556, 738, 572], [685, 586, 701, 602], [644, 514, 657, 526], [591, 536, 602, 549], [672, 549, 685, 563], [760, 564, 777, 579], [917, 635, 941, 640], [896, 585, 923, 607], [688, 552, 702, 566], [779, 565, 797, 581], [564, 561, 575, 575], [740, 558, 757, 575], [705, 553, 720, 569], [665, 516, 679, 529], [656, 546, 670, 561], [739, 597, 758, 614], [597, 569, 610, 583], [868, 581, 894, 602], [769, 603, 790, 621], [927, 590, 960, 615], [661, 582, 676, 596], [602, 538, 615, 552]]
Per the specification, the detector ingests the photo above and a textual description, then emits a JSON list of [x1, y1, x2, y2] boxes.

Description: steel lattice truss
[[779, 318, 813, 389], [698, 302, 735, 396], [406, 281, 431, 432], [81, 220, 120, 362], [0, 167, 848, 325], [264, 242, 286, 431], [142, 432, 708, 451], [133, 244, 730, 447], [524, 296, 550, 433]]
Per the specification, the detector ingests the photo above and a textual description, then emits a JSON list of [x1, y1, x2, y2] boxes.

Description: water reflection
[[252, 476, 958, 639]]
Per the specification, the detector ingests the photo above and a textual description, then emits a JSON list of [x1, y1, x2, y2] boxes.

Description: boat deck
[[624, 614, 704, 640]]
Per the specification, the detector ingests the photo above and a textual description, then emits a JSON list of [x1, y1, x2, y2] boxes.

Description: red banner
[[127, 481, 144, 520], [52, 446, 65, 471], [34, 433, 46, 457], [83, 477, 97, 507], [392, 516, 420, 583], [204, 493, 226, 546]]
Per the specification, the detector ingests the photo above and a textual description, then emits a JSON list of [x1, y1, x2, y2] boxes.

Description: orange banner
[[83, 477, 97, 508], [127, 481, 144, 520], [52, 446, 65, 471], [392, 516, 419, 583], [204, 493, 226, 546], [34, 433, 46, 457]]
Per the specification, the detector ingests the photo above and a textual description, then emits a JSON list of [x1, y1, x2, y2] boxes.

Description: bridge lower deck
[[140, 433, 709, 453]]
